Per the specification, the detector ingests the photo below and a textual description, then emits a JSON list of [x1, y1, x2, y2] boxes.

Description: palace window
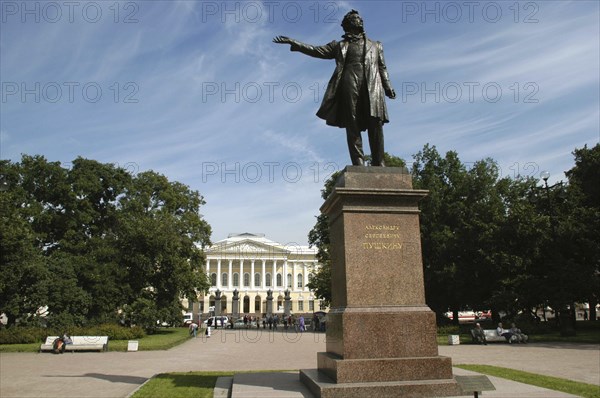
[[265, 273, 272, 287], [276, 273, 282, 287], [210, 273, 217, 287], [254, 272, 261, 287], [298, 300, 304, 311], [243, 272, 250, 287], [297, 273, 303, 288], [309, 300, 314, 311], [233, 272, 239, 287], [221, 273, 228, 287], [286, 273, 292, 288]]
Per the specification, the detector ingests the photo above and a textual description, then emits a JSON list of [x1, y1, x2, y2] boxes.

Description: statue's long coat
[[290, 38, 393, 128]]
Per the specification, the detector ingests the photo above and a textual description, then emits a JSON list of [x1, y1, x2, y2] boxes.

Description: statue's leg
[[346, 128, 364, 166], [368, 118, 385, 166]]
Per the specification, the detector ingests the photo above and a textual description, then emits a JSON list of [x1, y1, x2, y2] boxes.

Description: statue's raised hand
[[273, 36, 294, 45]]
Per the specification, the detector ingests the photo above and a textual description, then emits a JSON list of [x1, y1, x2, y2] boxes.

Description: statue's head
[[341, 10, 364, 33]]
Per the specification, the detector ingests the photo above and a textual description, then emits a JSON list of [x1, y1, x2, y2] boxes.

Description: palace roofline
[[208, 232, 317, 255]]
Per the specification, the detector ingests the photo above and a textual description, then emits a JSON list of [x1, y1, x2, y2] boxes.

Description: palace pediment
[[207, 239, 290, 257]]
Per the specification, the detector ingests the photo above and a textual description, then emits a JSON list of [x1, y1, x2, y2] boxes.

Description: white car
[[230, 318, 258, 329], [202, 316, 229, 328]]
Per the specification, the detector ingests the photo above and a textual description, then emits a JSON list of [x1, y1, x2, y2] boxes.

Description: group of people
[[239, 314, 307, 332], [472, 322, 529, 345]]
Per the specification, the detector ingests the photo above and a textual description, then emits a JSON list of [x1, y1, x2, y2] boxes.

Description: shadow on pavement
[[43, 373, 148, 384]]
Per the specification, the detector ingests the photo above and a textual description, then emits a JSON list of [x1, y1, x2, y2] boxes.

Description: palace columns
[[217, 259, 222, 288], [251, 260, 255, 289], [228, 260, 233, 290], [293, 262, 298, 291], [303, 264, 309, 291]]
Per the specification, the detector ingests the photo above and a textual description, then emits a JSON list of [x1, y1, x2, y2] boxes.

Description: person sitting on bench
[[496, 322, 514, 343], [472, 323, 487, 345]]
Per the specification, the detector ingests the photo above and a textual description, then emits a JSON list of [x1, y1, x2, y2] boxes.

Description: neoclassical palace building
[[184, 233, 322, 318]]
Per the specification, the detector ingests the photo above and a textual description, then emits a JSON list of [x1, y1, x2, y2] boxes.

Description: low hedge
[[0, 324, 145, 344]]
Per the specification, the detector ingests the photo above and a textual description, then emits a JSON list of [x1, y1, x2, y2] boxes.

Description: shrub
[[437, 324, 460, 335], [94, 324, 145, 340], [0, 327, 47, 344]]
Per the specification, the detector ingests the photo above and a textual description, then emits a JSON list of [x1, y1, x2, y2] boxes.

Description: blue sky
[[1, 1, 599, 246]]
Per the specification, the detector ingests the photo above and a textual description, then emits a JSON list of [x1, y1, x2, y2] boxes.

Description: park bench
[[471, 329, 519, 343], [40, 336, 109, 352]]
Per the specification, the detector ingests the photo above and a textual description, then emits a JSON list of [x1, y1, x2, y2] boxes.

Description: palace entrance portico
[[186, 233, 322, 319]]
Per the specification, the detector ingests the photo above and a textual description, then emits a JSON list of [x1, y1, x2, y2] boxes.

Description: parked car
[[230, 317, 257, 329], [444, 310, 491, 323], [445, 311, 477, 322], [182, 313, 193, 326], [202, 316, 229, 328], [477, 310, 492, 320]]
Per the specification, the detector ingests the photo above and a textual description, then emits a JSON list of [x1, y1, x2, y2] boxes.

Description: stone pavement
[[1, 329, 598, 398]]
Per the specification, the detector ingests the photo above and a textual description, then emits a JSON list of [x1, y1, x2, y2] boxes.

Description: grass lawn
[[528, 329, 600, 344], [134, 366, 600, 398], [109, 327, 191, 351], [0, 327, 192, 353], [456, 364, 600, 398], [131, 371, 234, 398]]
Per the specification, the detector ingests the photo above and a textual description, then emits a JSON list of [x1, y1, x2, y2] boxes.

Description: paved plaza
[[1, 328, 598, 398]]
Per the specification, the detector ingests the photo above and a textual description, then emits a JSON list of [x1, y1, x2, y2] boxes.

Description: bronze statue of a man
[[274, 10, 396, 166]]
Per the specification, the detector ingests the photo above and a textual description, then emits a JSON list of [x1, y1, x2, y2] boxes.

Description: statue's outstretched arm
[[273, 36, 298, 46], [273, 36, 337, 60]]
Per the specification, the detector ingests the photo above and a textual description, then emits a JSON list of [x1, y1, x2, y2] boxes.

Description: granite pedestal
[[300, 166, 465, 397]]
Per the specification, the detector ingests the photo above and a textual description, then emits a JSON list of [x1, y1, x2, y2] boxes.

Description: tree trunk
[[559, 308, 576, 337], [452, 309, 459, 326], [589, 300, 597, 321], [491, 307, 501, 324]]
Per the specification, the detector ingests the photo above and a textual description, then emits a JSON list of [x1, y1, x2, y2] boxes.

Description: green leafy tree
[[0, 159, 51, 326], [563, 144, 600, 321], [412, 145, 469, 322], [306, 172, 338, 307], [0, 155, 212, 327], [118, 171, 212, 318]]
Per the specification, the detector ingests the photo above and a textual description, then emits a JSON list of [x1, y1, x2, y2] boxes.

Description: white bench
[[471, 329, 518, 343], [40, 336, 109, 352]]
